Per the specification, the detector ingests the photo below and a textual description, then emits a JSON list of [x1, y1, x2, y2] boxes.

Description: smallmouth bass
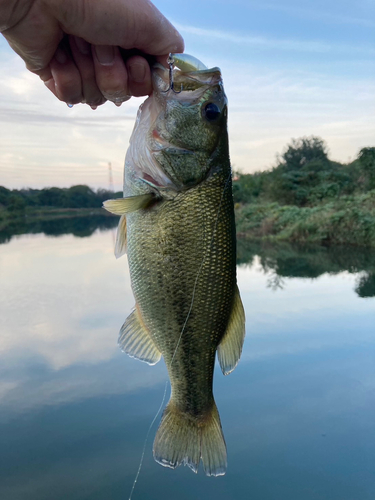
[[104, 54, 245, 476]]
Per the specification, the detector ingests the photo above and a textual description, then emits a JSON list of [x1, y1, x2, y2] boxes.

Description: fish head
[[126, 57, 228, 194]]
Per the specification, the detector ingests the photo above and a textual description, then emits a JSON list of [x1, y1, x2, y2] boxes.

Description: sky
[[0, 0, 374, 191]]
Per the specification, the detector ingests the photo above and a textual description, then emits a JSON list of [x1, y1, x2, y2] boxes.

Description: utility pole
[[108, 162, 114, 192]]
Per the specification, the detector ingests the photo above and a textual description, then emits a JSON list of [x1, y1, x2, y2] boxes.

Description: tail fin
[[153, 400, 227, 476]]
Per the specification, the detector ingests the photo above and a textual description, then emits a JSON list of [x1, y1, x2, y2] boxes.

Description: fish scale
[[104, 55, 245, 476], [128, 173, 236, 416]]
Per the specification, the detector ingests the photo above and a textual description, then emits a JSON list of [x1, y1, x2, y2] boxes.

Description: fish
[[104, 53, 245, 476]]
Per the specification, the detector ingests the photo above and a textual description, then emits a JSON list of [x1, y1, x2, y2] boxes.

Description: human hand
[[0, 0, 184, 108]]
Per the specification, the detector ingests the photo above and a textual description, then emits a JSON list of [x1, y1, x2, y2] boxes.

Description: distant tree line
[[232, 137, 375, 207], [1, 137, 374, 213], [0, 185, 122, 213]]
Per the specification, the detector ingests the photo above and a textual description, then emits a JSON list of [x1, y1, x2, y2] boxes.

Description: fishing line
[[128, 380, 169, 500], [128, 170, 232, 499]]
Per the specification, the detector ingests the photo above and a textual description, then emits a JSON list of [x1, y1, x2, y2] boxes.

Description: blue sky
[[0, 0, 374, 190]]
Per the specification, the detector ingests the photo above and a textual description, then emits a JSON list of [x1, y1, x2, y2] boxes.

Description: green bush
[[232, 136, 373, 208]]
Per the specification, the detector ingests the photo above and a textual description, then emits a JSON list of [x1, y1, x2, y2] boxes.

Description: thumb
[[49, 0, 184, 55]]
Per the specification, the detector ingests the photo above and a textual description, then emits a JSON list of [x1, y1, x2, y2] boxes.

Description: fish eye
[[203, 102, 221, 122]]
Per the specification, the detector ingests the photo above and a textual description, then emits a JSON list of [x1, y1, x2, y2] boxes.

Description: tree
[[65, 185, 98, 208], [280, 136, 329, 172], [0, 186, 11, 206], [38, 187, 67, 207], [7, 194, 26, 214], [358, 147, 375, 190]]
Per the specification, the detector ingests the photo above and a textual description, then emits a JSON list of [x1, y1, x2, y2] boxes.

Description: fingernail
[[115, 102, 122, 107], [129, 63, 146, 83], [90, 105, 97, 110], [74, 36, 90, 55], [94, 45, 114, 65], [55, 48, 67, 64]]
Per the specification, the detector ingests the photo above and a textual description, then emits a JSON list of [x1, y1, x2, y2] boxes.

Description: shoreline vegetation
[[233, 136, 375, 247], [1, 137, 375, 247], [235, 191, 375, 247]]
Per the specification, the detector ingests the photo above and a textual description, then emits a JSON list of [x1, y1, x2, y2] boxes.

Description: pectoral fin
[[114, 215, 127, 259], [119, 307, 161, 365], [217, 285, 246, 375], [103, 194, 154, 215]]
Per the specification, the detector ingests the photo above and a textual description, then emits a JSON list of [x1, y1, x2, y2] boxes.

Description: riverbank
[[0, 207, 112, 229], [0, 207, 118, 244], [235, 190, 375, 247], [2, 191, 375, 248]]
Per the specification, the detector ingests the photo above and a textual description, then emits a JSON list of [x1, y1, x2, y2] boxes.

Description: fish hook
[[162, 54, 183, 94]]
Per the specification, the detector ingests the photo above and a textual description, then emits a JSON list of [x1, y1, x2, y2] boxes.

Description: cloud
[[0, 47, 140, 189], [0, 231, 131, 370], [242, 1, 375, 29], [174, 22, 375, 55], [0, 105, 135, 126], [0, 230, 170, 417], [1, 26, 374, 186]]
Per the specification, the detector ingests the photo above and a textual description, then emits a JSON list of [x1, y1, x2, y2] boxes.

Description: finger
[[51, 0, 184, 56], [49, 43, 83, 104], [126, 56, 152, 97], [43, 76, 58, 99], [69, 36, 106, 107], [1, 8, 62, 73], [156, 54, 173, 68], [37, 67, 56, 98], [92, 45, 130, 104]]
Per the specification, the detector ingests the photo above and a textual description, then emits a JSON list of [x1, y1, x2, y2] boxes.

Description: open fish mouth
[[148, 53, 224, 156], [152, 53, 223, 97]]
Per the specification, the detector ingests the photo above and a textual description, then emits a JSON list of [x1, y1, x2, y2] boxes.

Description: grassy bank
[[2, 190, 375, 248], [0, 206, 111, 229], [235, 190, 375, 247]]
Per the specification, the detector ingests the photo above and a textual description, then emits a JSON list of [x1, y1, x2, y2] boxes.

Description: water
[[0, 219, 374, 500]]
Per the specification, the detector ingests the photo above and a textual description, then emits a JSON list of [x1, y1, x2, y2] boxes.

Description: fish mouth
[[152, 62, 223, 99], [148, 56, 224, 155]]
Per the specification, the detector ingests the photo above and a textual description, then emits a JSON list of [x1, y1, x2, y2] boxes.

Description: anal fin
[[217, 285, 246, 375], [119, 307, 161, 365]]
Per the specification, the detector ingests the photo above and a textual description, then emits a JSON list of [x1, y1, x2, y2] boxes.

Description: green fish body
[[104, 55, 245, 476]]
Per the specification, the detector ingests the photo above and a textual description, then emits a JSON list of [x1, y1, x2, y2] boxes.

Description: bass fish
[[104, 53, 245, 476]]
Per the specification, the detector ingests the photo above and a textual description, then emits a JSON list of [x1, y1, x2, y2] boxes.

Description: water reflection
[[238, 239, 375, 297], [0, 220, 374, 500], [3, 217, 375, 298], [0, 213, 118, 244]]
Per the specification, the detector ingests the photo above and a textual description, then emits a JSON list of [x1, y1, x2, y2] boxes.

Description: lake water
[[0, 218, 374, 500]]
